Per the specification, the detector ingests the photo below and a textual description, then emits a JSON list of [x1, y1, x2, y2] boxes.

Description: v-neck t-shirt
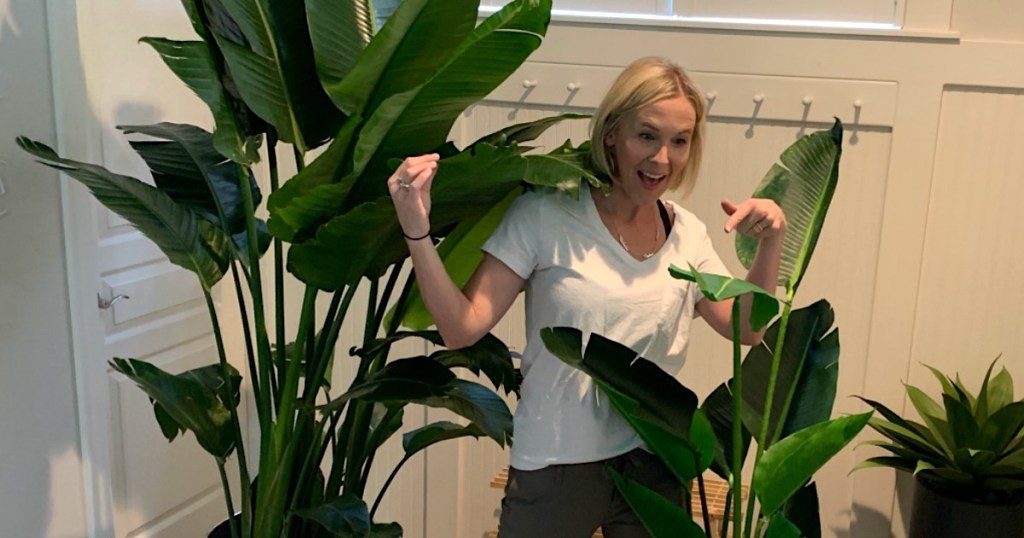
[[481, 186, 731, 470]]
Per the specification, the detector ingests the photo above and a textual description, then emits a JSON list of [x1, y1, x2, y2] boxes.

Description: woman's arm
[[696, 198, 786, 345], [389, 155, 525, 349]]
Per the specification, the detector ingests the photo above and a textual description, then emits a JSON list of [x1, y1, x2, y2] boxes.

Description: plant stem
[[721, 489, 733, 538], [731, 299, 744, 538], [268, 134, 285, 408], [370, 455, 412, 519], [744, 293, 795, 537], [229, 262, 260, 411], [216, 457, 240, 538], [373, 260, 406, 336], [696, 473, 712, 537], [204, 290, 250, 538], [342, 280, 382, 496]]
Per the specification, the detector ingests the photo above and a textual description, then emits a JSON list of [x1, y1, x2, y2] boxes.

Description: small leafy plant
[[858, 357, 1024, 505]]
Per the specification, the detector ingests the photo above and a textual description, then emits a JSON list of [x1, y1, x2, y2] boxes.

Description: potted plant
[[543, 119, 874, 537], [19, 0, 598, 536], [858, 358, 1024, 537]]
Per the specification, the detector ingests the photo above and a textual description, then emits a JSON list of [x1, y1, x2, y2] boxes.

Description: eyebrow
[[640, 121, 693, 136]]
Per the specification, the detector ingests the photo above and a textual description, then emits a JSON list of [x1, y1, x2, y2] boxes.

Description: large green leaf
[[607, 469, 706, 538], [735, 120, 843, 293], [523, 140, 603, 199], [110, 358, 239, 459], [320, 357, 512, 445], [753, 412, 871, 515], [265, 115, 361, 242], [287, 143, 528, 290], [735, 301, 839, 445], [214, 0, 343, 151], [764, 513, 802, 538], [781, 482, 821, 538], [306, 0, 374, 91], [140, 38, 260, 163], [326, 0, 478, 116], [18, 137, 231, 290], [120, 123, 261, 234], [402, 421, 487, 456], [342, 0, 552, 209], [355, 330, 519, 396], [470, 113, 590, 147], [292, 493, 370, 537], [541, 327, 714, 482], [669, 265, 779, 331]]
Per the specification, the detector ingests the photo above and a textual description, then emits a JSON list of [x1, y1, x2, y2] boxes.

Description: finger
[[720, 199, 738, 216], [408, 164, 436, 189], [405, 161, 438, 183], [724, 203, 752, 233]]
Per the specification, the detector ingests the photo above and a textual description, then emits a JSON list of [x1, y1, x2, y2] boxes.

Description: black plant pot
[[208, 514, 241, 538], [909, 479, 1024, 538]]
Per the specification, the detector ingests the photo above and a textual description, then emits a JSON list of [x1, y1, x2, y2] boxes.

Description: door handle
[[98, 293, 130, 310]]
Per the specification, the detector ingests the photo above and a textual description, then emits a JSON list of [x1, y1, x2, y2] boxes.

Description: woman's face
[[605, 95, 696, 204]]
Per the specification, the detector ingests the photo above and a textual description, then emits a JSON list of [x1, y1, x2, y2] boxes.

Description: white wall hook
[[802, 96, 814, 106], [522, 79, 537, 89], [853, 99, 863, 108], [705, 91, 718, 101], [753, 93, 765, 104], [566, 82, 581, 92]]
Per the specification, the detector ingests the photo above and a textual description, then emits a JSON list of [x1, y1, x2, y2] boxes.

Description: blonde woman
[[388, 57, 786, 537]]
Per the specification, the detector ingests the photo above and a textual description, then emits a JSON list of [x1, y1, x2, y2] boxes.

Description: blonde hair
[[590, 56, 706, 197]]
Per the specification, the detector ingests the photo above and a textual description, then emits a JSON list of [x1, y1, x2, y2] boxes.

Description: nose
[[650, 144, 670, 165]]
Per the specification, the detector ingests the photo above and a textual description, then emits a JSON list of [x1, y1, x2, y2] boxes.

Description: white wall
[[0, 0, 89, 536]]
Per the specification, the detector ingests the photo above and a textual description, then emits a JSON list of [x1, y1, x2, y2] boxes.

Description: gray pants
[[498, 449, 686, 538]]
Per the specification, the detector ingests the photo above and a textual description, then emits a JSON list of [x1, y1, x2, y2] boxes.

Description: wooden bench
[[486, 467, 748, 538]]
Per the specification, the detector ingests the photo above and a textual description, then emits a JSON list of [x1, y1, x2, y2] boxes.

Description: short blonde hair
[[590, 56, 706, 197]]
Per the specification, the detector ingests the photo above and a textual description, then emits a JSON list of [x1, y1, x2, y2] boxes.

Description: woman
[[388, 56, 786, 538]]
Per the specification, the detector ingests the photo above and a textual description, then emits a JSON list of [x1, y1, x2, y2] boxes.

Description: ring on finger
[[397, 178, 411, 190], [753, 221, 766, 233]]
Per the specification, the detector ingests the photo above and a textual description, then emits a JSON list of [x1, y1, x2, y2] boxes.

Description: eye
[[674, 137, 690, 146], [639, 132, 656, 141]]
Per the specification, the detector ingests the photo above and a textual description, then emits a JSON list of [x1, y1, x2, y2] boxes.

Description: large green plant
[[19, 1, 596, 537], [544, 120, 873, 538], [857, 357, 1024, 505]]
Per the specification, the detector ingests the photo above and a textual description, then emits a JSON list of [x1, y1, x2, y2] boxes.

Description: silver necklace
[[614, 206, 661, 260]]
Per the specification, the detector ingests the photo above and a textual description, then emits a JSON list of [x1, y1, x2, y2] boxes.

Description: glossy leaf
[[140, 38, 259, 163], [608, 469, 706, 538], [287, 143, 529, 290], [265, 116, 361, 242], [541, 327, 713, 481], [735, 119, 843, 293], [320, 357, 512, 445], [214, 0, 343, 151], [110, 358, 239, 459], [668, 265, 778, 331], [702, 380, 751, 479], [355, 330, 519, 396], [120, 123, 261, 235], [781, 482, 821, 538], [368, 522, 403, 537], [292, 493, 370, 536], [342, 0, 551, 209], [366, 404, 404, 454], [754, 412, 872, 515], [402, 421, 486, 456], [327, 0, 478, 116], [523, 140, 603, 199], [18, 137, 231, 290], [471, 113, 590, 147], [765, 513, 802, 538], [306, 0, 374, 90]]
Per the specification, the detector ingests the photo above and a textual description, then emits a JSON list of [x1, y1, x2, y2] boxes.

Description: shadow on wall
[[0, 0, 90, 536]]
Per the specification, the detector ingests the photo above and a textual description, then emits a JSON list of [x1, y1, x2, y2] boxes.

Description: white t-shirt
[[482, 186, 731, 471]]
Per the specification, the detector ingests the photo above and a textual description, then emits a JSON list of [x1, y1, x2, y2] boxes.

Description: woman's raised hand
[[388, 153, 440, 239], [721, 198, 787, 240]]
